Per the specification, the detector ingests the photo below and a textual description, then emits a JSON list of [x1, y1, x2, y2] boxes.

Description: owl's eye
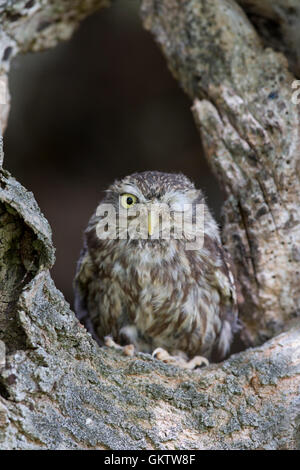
[[120, 193, 138, 209]]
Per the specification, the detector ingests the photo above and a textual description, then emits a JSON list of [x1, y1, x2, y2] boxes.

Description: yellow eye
[[120, 193, 138, 209]]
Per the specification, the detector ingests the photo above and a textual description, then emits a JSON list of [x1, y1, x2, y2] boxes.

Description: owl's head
[[89, 171, 215, 247]]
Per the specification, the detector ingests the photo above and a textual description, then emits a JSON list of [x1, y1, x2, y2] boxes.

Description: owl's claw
[[152, 347, 209, 369], [104, 335, 135, 357], [185, 355, 209, 369]]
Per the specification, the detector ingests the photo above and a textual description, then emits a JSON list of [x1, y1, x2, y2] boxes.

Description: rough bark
[[0, 0, 299, 450]]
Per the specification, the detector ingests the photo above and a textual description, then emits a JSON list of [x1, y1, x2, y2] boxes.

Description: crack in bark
[[237, 199, 260, 292]]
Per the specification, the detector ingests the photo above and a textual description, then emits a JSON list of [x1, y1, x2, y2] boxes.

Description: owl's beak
[[148, 210, 155, 236]]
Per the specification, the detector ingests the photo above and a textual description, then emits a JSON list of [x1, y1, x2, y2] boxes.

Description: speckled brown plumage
[[74, 171, 238, 363]]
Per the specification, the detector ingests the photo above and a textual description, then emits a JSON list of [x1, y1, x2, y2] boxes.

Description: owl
[[74, 171, 238, 368]]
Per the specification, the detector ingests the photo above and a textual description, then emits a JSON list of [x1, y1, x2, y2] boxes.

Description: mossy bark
[[0, 0, 299, 450]]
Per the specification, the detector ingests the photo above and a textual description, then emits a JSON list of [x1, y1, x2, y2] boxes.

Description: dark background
[[4, 0, 223, 306]]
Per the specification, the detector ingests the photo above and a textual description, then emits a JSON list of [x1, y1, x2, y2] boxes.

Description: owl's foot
[[104, 335, 135, 357], [152, 348, 209, 369]]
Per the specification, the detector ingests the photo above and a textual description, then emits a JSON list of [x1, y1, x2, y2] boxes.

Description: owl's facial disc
[[163, 189, 200, 211], [110, 175, 202, 241]]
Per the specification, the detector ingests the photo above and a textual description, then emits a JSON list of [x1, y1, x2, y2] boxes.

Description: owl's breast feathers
[[74, 225, 238, 361]]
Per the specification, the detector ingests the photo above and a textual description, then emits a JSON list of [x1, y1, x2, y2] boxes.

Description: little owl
[[74, 171, 238, 368]]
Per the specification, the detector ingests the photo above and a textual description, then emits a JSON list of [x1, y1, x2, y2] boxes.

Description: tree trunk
[[0, 0, 299, 450]]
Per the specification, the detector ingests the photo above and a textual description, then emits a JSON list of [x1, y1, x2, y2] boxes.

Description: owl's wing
[[211, 242, 239, 360], [73, 242, 99, 338]]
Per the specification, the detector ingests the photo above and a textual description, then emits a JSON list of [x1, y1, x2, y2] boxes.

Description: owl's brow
[[119, 185, 144, 199]]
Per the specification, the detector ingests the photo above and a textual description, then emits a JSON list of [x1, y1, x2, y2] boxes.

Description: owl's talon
[[152, 347, 171, 361], [104, 335, 121, 349], [185, 356, 209, 369], [123, 344, 135, 357], [152, 347, 208, 370], [104, 335, 135, 357]]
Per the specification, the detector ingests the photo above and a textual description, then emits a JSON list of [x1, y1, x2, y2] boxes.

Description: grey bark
[[0, 0, 299, 450]]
